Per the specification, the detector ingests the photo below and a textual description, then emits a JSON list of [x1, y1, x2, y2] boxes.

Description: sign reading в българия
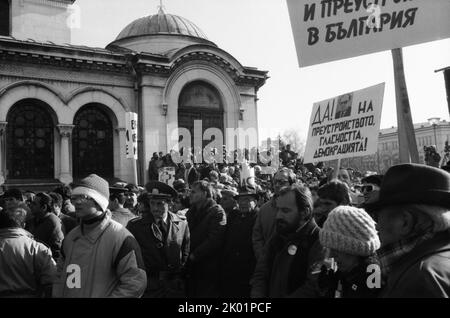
[[286, 0, 450, 67], [303, 83, 385, 163]]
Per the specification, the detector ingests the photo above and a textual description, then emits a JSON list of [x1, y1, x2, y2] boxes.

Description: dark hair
[[192, 180, 213, 199], [49, 192, 63, 207], [110, 192, 127, 205], [36, 192, 54, 213], [274, 167, 297, 185], [0, 202, 30, 228], [317, 180, 350, 205], [125, 183, 139, 193], [137, 193, 150, 212], [278, 184, 313, 218], [4, 188, 23, 201], [53, 185, 72, 201]]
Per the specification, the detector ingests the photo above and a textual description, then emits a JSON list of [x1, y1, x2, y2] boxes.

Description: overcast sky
[[71, 0, 450, 143]]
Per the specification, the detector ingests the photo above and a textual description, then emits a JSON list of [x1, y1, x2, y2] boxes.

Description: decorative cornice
[[57, 124, 75, 137], [0, 48, 129, 75], [0, 39, 268, 88], [170, 51, 267, 88]]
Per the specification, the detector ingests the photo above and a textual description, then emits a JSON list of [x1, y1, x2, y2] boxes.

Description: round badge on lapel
[[288, 245, 298, 256]]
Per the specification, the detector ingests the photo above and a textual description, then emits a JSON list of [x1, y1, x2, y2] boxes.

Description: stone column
[[0, 122, 7, 185], [115, 127, 126, 181], [57, 124, 74, 185]]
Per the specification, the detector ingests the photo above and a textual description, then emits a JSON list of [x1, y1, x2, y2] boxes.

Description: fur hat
[[72, 174, 110, 212], [319, 206, 380, 256]]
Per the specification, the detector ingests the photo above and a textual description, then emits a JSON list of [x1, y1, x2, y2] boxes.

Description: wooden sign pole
[[391, 48, 420, 163]]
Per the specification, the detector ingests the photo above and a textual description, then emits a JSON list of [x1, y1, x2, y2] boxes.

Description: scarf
[[377, 232, 433, 278]]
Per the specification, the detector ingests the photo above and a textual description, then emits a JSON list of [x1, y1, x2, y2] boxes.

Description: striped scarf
[[377, 232, 434, 278]]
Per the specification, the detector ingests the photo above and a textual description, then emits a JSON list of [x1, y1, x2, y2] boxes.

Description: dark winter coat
[[318, 255, 381, 298], [380, 230, 450, 298], [126, 212, 190, 297], [220, 208, 257, 298], [185, 198, 227, 297], [25, 213, 64, 259], [251, 218, 326, 298]]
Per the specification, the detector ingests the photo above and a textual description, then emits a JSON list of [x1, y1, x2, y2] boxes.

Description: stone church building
[[0, 0, 267, 188]]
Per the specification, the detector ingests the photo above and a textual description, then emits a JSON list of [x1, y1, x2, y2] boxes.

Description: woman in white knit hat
[[318, 206, 381, 298]]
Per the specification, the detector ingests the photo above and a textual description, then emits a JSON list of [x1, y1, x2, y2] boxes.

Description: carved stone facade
[[0, 6, 268, 188]]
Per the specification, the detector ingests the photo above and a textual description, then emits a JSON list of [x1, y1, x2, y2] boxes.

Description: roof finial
[[158, 0, 165, 14]]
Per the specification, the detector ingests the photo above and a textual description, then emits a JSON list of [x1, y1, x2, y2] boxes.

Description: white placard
[[158, 167, 176, 187], [125, 112, 138, 159], [304, 83, 385, 163], [286, 0, 450, 67]]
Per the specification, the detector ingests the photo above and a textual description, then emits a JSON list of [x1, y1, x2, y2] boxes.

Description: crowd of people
[[0, 144, 449, 298]]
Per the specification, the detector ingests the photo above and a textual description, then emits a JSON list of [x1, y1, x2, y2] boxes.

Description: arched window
[[178, 81, 224, 153], [0, 0, 10, 36], [6, 99, 54, 179], [72, 104, 114, 179]]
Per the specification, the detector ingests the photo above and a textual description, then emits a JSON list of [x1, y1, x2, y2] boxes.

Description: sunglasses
[[361, 185, 374, 193]]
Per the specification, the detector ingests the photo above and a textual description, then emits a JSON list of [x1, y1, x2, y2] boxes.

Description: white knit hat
[[319, 206, 380, 256], [72, 174, 110, 212]]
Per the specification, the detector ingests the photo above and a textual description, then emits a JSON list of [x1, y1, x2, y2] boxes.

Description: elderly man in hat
[[127, 181, 190, 298], [53, 174, 146, 298], [220, 187, 259, 297], [365, 164, 450, 297]]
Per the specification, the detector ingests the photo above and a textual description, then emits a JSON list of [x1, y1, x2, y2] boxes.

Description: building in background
[[0, 0, 268, 190], [341, 118, 450, 174]]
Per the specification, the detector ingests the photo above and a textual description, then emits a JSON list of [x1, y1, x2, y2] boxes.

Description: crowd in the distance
[[0, 144, 449, 298]]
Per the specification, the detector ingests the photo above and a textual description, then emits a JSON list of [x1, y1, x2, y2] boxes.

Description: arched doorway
[[6, 99, 55, 179], [178, 81, 224, 154], [72, 104, 114, 179]]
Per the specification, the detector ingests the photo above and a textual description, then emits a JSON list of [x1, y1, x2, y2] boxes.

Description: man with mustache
[[250, 184, 326, 297]]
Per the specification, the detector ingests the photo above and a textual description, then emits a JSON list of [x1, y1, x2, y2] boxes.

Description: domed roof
[[115, 8, 209, 42]]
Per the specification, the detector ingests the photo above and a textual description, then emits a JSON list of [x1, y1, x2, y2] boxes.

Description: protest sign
[[286, 0, 450, 67], [125, 112, 138, 159], [158, 167, 176, 187], [304, 83, 385, 163], [240, 161, 256, 188]]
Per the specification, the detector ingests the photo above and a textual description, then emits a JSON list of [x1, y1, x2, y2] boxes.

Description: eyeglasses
[[361, 185, 374, 193]]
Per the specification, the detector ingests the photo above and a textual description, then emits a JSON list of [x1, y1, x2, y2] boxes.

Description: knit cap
[[319, 206, 380, 256], [71, 174, 110, 212]]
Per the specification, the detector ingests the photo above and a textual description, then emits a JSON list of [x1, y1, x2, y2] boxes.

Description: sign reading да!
[[286, 0, 450, 67], [303, 83, 385, 163]]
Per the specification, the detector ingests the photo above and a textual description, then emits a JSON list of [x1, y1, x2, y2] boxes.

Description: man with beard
[[252, 168, 297, 260], [250, 184, 326, 298]]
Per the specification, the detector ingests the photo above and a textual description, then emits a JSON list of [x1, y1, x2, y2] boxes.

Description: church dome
[[115, 8, 209, 42]]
